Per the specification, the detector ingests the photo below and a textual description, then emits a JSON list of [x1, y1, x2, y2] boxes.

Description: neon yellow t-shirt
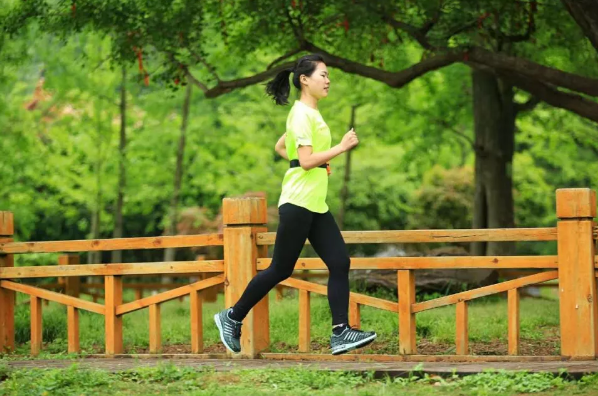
[[278, 100, 331, 213]]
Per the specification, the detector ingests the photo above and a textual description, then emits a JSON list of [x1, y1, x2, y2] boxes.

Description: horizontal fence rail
[[0, 234, 224, 254], [0, 261, 224, 279], [258, 256, 564, 270], [257, 228, 560, 245]]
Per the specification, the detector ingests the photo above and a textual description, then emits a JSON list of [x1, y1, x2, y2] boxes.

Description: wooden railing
[[0, 188, 596, 360]]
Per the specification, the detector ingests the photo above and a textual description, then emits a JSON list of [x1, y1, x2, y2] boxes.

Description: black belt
[[290, 159, 327, 169]]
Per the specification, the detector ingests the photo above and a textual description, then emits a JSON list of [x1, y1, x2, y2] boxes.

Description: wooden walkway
[[6, 357, 598, 378]]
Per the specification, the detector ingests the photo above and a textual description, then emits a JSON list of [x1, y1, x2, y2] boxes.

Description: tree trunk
[[112, 66, 127, 263], [338, 104, 359, 230], [471, 69, 516, 257], [89, 101, 105, 264], [164, 84, 193, 262]]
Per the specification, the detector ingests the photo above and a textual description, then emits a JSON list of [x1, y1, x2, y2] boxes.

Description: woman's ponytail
[[266, 68, 293, 106], [265, 54, 325, 106]]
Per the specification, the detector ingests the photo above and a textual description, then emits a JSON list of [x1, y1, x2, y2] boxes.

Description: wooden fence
[[0, 188, 596, 361]]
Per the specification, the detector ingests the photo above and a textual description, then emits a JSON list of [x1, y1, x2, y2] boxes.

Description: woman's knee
[[329, 256, 350, 275], [271, 264, 295, 281]]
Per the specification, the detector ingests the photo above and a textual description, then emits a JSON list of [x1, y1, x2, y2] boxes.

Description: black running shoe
[[330, 326, 377, 355], [214, 308, 242, 353]]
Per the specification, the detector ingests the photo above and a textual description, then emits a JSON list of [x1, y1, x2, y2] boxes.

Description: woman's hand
[[275, 133, 289, 160], [340, 128, 359, 152]]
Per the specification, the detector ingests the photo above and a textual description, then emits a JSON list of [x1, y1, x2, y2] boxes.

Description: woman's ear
[[299, 74, 308, 86]]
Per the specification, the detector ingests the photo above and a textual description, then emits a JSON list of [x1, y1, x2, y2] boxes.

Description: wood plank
[[349, 301, 360, 328], [223, 223, 270, 358], [0, 213, 14, 236], [59, 255, 81, 298], [280, 277, 398, 312], [105, 276, 123, 355], [558, 220, 598, 357], [298, 290, 310, 353], [0, 281, 105, 314], [0, 214, 14, 353], [259, 353, 566, 363], [190, 290, 203, 354], [84, 282, 202, 290], [412, 271, 558, 313], [149, 304, 161, 354], [67, 306, 80, 354], [0, 240, 15, 353], [0, 234, 224, 254], [508, 289, 519, 356], [349, 301, 362, 355], [556, 188, 597, 219], [222, 197, 267, 225], [256, 228, 558, 245], [455, 301, 468, 355], [30, 295, 42, 356], [0, 261, 224, 279], [116, 275, 224, 315], [398, 270, 416, 354], [258, 256, 558, 271]]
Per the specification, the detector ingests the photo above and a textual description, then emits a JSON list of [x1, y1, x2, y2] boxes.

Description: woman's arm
[[297, 128, 358, 171], [275, 133, 289, 160]]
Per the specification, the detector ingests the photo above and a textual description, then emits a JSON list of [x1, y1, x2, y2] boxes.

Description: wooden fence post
[[59, 254, 80, 298], [30, 296, 42, 356], [0, 212, 15, 353], [190, 289, 203, 353], [508, 288, 520, 355], [398, 270, 416, 354], [556, 188, 597, 358], [298, 289, 310, 352], [455, 301, 468, 355], [105, 275, 123, 355], [223, 197, 269, 358]]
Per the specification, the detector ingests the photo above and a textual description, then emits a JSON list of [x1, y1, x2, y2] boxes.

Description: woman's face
[[301, 62, 330, 100]]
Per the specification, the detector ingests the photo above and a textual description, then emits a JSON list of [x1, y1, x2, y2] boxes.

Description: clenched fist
[[340, 128, 359, 152]]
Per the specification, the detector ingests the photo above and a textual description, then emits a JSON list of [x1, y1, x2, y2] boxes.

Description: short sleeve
[[289, 112, 314, 148]]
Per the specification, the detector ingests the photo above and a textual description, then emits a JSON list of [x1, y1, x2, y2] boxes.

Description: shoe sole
[[213, 313, 240, 353], [331, 333, 377, 355]]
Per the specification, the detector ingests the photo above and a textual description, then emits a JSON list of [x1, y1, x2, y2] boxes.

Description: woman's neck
[[299, 92, 318, 110]]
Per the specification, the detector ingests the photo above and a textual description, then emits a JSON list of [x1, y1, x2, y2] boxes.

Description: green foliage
[[407, 165, 474, 230], [4, 362, 598, 395]]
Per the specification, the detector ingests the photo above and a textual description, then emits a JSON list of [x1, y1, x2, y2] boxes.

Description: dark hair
[[265, 54, 325, 106]]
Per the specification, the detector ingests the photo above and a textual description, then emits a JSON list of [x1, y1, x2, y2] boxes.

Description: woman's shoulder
[[288, 102, 316, 123]]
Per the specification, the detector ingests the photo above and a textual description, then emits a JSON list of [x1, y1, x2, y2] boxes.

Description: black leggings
[[230, 203, 350, 326]]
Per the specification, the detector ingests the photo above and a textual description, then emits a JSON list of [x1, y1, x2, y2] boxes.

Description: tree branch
[[466, 46, 598, 97], [501, 71, 598, 122], [166, 51, 210, 92], [187, 47, 221, 82], [184, 67, 209, 93], [442, 19, 478, 41], [514, 96, 541, 114], [561, 0, 598, 53], [384, 16, 436, 50], [304, 41, 462, 88], [202, 61, 295, 98], [267, 48, 303, 70], [443, 124, 475, 148]]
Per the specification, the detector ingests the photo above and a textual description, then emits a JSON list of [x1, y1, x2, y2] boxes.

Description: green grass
[[2, 362, 598, 395], [8, 288, 560, 356]]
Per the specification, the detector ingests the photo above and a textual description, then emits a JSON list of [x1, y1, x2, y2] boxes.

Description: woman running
[[214, 54, 376, 355]]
